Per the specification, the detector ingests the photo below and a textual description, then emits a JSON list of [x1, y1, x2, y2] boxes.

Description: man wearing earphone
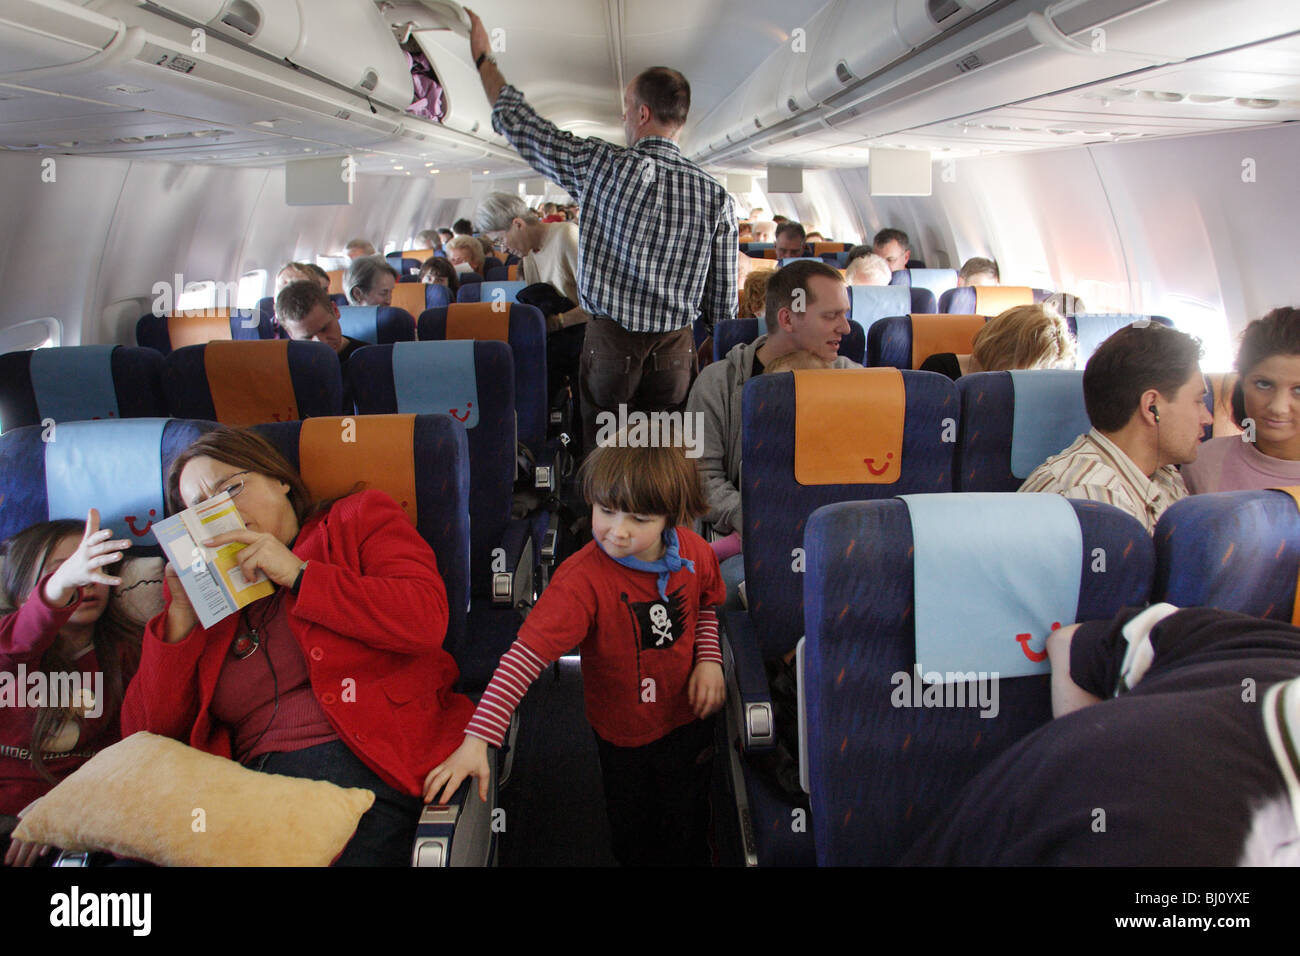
[[1020, 323, 1214, 533]]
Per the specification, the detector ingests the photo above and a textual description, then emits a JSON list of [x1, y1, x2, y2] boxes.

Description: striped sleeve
[[464, 640, 550, 747], [693, 608, 722, 666]]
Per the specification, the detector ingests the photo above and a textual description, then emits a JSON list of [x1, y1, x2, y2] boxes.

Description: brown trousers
[[579, 318, 696, 454]]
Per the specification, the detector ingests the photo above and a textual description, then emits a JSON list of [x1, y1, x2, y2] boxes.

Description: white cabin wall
[[824, 123, 1300, 371], [0, 152, 477, 348]]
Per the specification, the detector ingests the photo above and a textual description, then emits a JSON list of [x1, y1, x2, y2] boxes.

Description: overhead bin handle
[[1025, 8, 1184, 66], [378, 0, 470, 44]]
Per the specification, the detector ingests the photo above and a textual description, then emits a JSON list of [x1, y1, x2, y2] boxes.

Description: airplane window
[[1158, 293, 1234, 373], [175, 280, 217, 312], [237, 270, 267, 310], [0, 316, 61, 353]]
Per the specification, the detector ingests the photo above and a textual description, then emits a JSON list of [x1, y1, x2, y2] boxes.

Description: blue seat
[[907, 287, 937, 313], [0, 417, 216, 555], [346, 343, 538, 689], [483, 256, 504, 274], [890, 267, 958, 301], [484, 265, 519, 282], [418, 304, 548, 458], [456, 281, 528, 305], [336, 305, 416, 345], [389, 257, 423, 281], [867, 314, 988, 369], [162, 340, 343, 424], [135, 308, 260, 355], [740, 243, 774, 254], [802, 495, 1154, 865], [250, 412, 496, 865], [954, 370, 1090, 492], [846, 285, 910, 340], [939, 286, 1046, 315], [0, 346, 167, 433], [709, 317, 865, 366], [1068, 314, 1173, 364], [253, 297, 279, 339], [1154, 490, 1300, 622], [720, 369, 960, 866], [713, 318, 761, 363]]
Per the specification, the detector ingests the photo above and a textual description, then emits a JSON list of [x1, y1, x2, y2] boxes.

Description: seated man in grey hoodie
[[686, 259, 861, 611]]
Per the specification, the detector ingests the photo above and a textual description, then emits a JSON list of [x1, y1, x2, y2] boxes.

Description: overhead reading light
[[1236, 98, 1279, 109]]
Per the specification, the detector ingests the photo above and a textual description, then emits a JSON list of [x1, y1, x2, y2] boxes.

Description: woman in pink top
[[1183, 307, 1300, 493]]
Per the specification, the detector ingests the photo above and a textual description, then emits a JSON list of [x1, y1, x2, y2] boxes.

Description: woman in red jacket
[[123, 427, 474, 866], [1, 512, 138, 866]]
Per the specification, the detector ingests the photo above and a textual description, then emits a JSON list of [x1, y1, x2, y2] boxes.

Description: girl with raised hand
[[1, 510, 137, 866]]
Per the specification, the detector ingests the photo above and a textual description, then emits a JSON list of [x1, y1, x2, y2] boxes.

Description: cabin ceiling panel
[[622, 0, 829, 143]]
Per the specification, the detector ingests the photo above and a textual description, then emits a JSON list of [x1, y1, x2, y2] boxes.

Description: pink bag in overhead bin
[[406, 51, 445, 122]]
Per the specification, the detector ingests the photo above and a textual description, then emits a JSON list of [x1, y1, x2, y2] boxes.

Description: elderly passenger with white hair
[[474, 191, 589, 332], [844, 252, 892, 287], [444, 234, 486, 279]]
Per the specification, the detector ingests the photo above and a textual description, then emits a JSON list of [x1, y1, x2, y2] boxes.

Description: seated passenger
[[1, 513, 139, 867], [687, 259, 859, 610], [1019, 323, 1213, 532], [1183, 307, 1300, 493], [444, 235, 486, 277], [276, 280, 363, 362], [921, 303, 1076, 380], [452, 218, 473, 236], [274, 261, 315, 296], [426, 437, 725, 867], [419, 256, 459, 295], [957, 256, 999, 287], [414, 229, 442, 252], [750, 221, 776, 243], [302, 263, 332, 294], [123, 427, 474, 866], [804, 231, 825, 244], [474, 192, 589, 331], [844, 252, 891, 287], [738, 270, 771, 319], [343, 256, 398, 307], [476, 236, 499, 268], [749, 206, 766, 221], [437, 228, 454, 245], [905, 605, 1300, 865], [772, 214, 789, 225], [873, 227, 911, 271], [774, 221, 807, 261], [344, 238, 376, 260], [844, 243, 872, 267]]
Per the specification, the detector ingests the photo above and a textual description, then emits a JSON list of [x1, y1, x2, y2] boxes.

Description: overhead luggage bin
[[146, 0, 413, 109]]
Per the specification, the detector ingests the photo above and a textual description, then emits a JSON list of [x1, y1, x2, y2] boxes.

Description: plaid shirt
[[492, 85, 737, 334]]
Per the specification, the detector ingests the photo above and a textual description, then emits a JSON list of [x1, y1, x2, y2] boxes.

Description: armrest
[[492, 517, 535, 607], [412, 752, 498, 867], [721, 607, 775, 754]]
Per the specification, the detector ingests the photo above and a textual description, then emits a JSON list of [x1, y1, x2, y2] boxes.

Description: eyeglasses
[[200, 471, 252, 506]]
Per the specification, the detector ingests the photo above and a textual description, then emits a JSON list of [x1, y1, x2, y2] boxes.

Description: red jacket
[[122, 489, 474, 797]]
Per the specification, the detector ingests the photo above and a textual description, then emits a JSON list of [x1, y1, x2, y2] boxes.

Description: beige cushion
[[14, 732, 375, 866]]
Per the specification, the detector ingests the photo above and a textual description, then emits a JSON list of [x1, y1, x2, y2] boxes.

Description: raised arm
[[466, 8, 601, 198]]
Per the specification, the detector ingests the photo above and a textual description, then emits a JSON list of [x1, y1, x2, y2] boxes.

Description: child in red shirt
[[425, 437, 726, 864], [1, 510, 138, 867]]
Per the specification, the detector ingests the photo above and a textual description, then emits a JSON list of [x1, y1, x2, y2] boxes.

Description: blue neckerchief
[[597, 526, 695, 600]]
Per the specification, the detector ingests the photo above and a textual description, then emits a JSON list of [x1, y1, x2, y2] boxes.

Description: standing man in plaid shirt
[[464, 8, 738, 452]]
